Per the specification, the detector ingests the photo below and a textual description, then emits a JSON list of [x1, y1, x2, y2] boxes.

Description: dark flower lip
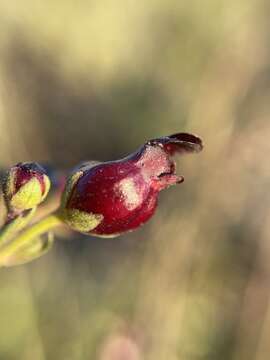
[[147, 132, 203, 156]]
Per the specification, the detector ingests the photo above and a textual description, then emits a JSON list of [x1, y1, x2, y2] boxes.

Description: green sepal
[[10, 178, 43, 210], [2, 168, 16, 204], [41, 175, 51, 201], [60, 208, 103, 233], [60, 171, 83, 209]]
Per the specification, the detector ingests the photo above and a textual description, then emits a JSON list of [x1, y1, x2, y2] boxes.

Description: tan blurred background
[[0, 0, 270, 359]]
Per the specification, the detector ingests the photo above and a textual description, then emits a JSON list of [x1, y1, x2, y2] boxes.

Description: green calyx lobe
[[10, 178, 45, 211], [2, 169, 16, 203], [60, 170, 104, 233], [60, 208, 103, 233], [61, 170, 83, 209]]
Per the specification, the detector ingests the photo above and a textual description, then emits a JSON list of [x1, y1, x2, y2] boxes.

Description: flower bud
[[61, 133, 203, 237], [2, 162, 51, 212]]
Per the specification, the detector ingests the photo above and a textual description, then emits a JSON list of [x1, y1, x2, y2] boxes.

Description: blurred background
[[0, 0, 270, 359]]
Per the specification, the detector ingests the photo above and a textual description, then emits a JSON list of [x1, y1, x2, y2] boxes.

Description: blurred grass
[[0, 0, 270, 359]]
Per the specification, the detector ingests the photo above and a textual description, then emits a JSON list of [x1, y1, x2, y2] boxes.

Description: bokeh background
[[0, 1, 270, 359]]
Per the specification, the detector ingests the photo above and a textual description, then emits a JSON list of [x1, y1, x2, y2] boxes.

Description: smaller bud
[[2, 162, 51, 213]]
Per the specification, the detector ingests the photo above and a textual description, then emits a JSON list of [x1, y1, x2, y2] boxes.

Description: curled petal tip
[[148, 133, 203, 156], [168, 132, 203, 152]]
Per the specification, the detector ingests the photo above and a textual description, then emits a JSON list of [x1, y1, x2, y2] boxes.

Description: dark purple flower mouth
[[139, 133, 203, 191]]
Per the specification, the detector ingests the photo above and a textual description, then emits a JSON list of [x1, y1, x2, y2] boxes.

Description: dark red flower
[[61, 133, 203, 237]]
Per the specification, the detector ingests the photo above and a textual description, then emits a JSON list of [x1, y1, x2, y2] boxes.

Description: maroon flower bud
[[2, 162, 51, 213], [61, 133, 203, 237]]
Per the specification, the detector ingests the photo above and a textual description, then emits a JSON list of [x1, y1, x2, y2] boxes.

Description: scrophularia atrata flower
[[60, 133, 203, 237]]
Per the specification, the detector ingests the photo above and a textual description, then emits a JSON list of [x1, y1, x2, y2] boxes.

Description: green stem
[[0, 208, 36, 248], [0, 212, 63, 265]]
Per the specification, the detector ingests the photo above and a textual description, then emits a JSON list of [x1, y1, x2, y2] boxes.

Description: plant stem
[[0, 208, 36, 248], [0, 212, 63, 265]]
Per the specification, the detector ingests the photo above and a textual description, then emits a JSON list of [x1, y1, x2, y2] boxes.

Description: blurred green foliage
[[0, 0, 270, 359]]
